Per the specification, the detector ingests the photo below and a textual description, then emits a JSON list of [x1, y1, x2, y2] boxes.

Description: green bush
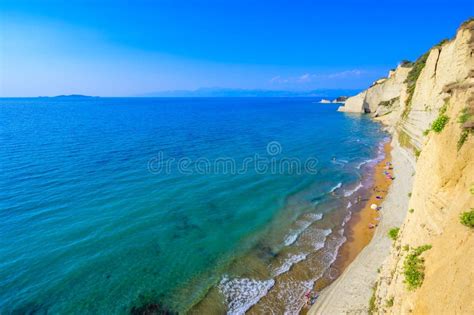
[[458, 108, 472, 124], [422, 129, 430, 136], [460, 210, 474, 228], [388, 227, 400, 241], [400, 60, 413, 67], [415, 149, 421, 158], [409, 208, 414, 213], [431, 115, 449, 133], [439, 101, 448, 115], [368, 282, 378, 315], [457, 130, 469, 151], [379, 97, 399, 108], [403, 244, 432, 290], [386, 297, 394, 307], [403, 245, 410, 251], [408, 192, 412, 197], [433, 38, 449, 48]]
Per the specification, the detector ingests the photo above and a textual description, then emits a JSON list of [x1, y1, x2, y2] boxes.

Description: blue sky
[[0, 0, 472, 96]]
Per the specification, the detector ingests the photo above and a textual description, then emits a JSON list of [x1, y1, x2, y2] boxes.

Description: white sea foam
[[343, 182, 363, 197], [314, 229, 332, 250], [341, 211, 352, 227], [219, 276, 275, 315], [331, 159, 348, 166], [284, 221, 311, 246], [284, 233, 299, 246], [346, 201, 352, 209], [283, 213, 323, 246], [300, 227, 332, 250], [356, 159, 372, 169], [329, 182, 342, 193], [273, 253, 308, 276], [320, 229, 347, 271], [306, 212, 323, 221], [275, 280, 314, 315]]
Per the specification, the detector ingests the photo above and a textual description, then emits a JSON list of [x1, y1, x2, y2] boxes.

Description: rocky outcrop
[[337, 90, 367, 112], [337, 66, 411, 114], [332, 96, 348, 103]]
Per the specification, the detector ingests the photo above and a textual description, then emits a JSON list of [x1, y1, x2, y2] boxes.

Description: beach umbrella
[[370, 204, 378, 210]]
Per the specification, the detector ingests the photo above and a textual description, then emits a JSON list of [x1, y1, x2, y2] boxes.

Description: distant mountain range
[[138, 87, 360, 98], [32, 89, 360, 99], [39, 94, 99, 99]]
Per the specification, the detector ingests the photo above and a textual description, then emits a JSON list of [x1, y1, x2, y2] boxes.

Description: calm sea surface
[[0, 97, 387, 314]]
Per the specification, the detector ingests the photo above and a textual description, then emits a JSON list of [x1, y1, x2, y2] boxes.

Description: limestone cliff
[[337, 66, 410, 114], [343, 19, 474, 314]]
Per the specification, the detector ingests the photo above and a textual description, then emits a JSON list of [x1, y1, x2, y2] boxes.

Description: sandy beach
[[308, 139, 415, 314], [333, 141, 392, 272]]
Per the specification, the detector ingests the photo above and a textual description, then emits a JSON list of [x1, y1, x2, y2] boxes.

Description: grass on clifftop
[[403, 244, 432, 290], [460, 210, 474, 228]]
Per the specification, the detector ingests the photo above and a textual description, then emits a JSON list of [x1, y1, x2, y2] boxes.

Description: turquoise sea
[[0, 97, 387, 314]]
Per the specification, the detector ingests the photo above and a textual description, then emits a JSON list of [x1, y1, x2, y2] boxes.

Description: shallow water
[[0, 97, 386, 313]]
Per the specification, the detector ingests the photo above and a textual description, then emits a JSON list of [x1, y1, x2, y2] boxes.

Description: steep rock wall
[[372, 20, 474, 314], [337, 66, 410, 114]]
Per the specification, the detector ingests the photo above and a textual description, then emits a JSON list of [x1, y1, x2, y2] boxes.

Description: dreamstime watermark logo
[[147, 141, 319, 175], [266, 141, 282, 156]]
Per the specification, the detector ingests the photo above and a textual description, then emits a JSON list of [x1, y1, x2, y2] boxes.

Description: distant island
[[319, 96, 349, 104]]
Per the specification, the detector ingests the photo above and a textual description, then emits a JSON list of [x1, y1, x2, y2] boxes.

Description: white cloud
[[297, 73, 311, 82]]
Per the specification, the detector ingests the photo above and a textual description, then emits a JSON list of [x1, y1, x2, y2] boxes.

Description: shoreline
[[300, 140, 393, 312], [334, 141, 392, 273], [190, 138, 394, 314], [308, 139, 415, 314]]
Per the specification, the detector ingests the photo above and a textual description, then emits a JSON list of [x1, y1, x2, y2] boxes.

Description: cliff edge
[[373, 19, 474, 314], [313, 18, 474, 314]]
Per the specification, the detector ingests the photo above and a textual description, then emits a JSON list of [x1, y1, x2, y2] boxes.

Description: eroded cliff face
[[342, 19, 474, 314], [337, 66, 410, 114]]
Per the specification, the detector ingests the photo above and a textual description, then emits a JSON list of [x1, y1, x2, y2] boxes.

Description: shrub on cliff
[[386, 297, 394, 307], [457, 130, 469, 150], [388, 227, 400, 241], [379, 97, 399, 108], [458, 107, 472, 124], [403, 244, 432, 290], [400, 60, 413, 67], [460, 210, 474, 228], [368, 281, 378, 314], [431, 115, 449, 133]]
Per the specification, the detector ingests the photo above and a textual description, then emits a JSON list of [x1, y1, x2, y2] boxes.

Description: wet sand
[[334, 142, 392, 271], [302, 141, 393, 312]]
